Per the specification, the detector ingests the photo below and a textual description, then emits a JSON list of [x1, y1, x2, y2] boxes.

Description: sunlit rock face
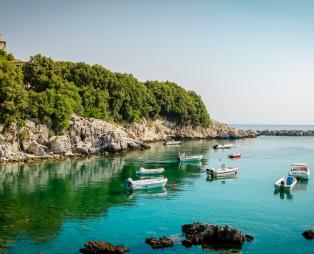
[[0, 115, 256, 163], [126, 119, 257, 141]]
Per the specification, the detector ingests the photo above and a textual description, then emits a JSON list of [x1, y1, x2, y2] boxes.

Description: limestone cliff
[[0, 115, 257, 163]]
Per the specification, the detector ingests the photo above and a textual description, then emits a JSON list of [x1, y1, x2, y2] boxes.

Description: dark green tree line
[[0, 51, 210, 133]]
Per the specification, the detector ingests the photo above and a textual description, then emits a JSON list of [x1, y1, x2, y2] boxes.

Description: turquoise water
[[231, 124, 314, 131], [1, 136, 314, 253]]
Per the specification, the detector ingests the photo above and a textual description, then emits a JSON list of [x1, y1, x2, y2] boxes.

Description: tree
[[0, 60, 28, 124]]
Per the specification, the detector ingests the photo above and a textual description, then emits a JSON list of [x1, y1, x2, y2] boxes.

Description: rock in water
[[145, 237, 174, 249], [80, 241, 129, 254], [245, 234, 254, 242], [181, 222, 245, 249], [302, 230, 314, 240]]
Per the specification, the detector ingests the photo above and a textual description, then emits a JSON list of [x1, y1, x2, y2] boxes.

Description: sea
[[0, 131, 314, 253]]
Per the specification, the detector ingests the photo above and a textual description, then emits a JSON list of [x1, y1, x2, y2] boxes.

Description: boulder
[[302, 230, 314, 240], [80, 241, 129, 254], [181, 222, 245, 249], [27, 142, 46, 156], [49, 136, 72, 154], [145, 237, 174, 249]]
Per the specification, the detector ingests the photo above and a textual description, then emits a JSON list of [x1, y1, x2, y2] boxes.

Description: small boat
[[289, 163, 310, 180], [164, 140, 181, 145], [213, 143, 233, 149], [136, 167, 165, 175], [206, 166, 238, 178], [274, 176, 297, 191], [177, 152, 202, 162], [126, 177, 168, 190], [228, 153, 241, 159]]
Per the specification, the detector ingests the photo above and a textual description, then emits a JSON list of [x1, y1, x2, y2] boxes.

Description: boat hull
[[229, 154, 241, 159], [127, 178, 168, 190], [206, 167, 238, 178], [288, 173, 310, 180], [213, 144, 233, 149], [289, 163, 310, 180], [178, 155, 203, 162], [164, 141, 181, 145], [274, 177, 297, 191], [136, 168, 165, 175]]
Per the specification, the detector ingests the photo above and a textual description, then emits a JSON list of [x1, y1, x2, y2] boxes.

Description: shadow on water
[[0, 140, 215, 248]]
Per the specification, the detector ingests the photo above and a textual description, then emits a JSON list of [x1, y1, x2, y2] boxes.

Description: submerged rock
[[145, 237, 174, 249], [245, 234, 254, 242], [80, 241, 129, 254], [181, 222, 245, 249], [302, 230, 314, 240]]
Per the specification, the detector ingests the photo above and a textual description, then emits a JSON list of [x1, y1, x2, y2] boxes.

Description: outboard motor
[[126, 178, 133, 188], [206, 168, 215, 179], [280, 180, 285, 190]]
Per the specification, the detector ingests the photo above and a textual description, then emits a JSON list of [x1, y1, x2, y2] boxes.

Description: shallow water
[[0, 136, 314, 253]]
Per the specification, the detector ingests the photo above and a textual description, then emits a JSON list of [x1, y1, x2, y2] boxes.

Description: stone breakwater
[[0, 115, 257, 163], [256, 130, 314, 136]]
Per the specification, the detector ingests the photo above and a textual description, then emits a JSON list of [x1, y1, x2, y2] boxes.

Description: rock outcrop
[[181, 222, 245, 249], [80, 241, 129, 254], [145, 237, 174, 249], [257, 130, 314, 136], [126, 119, 257, 141], [0, 115, 256, 163], [302, 230, 314, 240]]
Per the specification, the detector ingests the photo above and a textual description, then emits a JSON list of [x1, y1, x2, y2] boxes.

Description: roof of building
[[0, 33, 5, 42]]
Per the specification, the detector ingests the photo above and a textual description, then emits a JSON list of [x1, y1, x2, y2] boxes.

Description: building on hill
[[0, 33, 6, 50], [0, 33, 25, 66]]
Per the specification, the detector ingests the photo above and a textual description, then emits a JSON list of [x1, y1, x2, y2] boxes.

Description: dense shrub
[[0, 53, 211, 133]]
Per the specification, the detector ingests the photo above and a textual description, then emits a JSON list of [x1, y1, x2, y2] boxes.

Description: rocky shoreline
[[256, 130, 314, 136], [0, 115, 257, 163]]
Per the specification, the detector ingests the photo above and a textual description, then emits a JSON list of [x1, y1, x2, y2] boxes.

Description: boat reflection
[[206, 175, 237, 183], [274, 189, 293, 200], [274, 179, 308, 200], [294, 180, 308, 191], [128, 187, 167, 199], [179, 161, 203, 170]]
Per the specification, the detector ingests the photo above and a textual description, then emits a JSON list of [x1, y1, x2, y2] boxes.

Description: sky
[[1, 0, 314, 124]]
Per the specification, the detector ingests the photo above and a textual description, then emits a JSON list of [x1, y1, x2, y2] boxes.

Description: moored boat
[[228, 153, 241, 159], [206, 166, 238, 178], [274, 176, 297, 191], [177, 152, 202, 162], [213, 143, 233, 149], [136, 167, 165, 175], [289, 163, 310, 180], [164, 140, 181, 145], [126, 177, 168, 190]]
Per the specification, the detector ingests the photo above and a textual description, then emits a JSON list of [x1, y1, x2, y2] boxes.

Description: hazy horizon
[[1, 0, 314, 125]]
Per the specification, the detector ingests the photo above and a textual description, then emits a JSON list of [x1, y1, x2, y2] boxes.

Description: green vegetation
[[0, 50, 210, 132]]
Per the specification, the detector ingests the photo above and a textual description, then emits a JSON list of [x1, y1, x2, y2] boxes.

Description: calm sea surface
[[1, 136, 314, 254]]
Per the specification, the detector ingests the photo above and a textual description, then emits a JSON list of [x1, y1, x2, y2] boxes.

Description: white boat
[[206, 166, 238, 178], [289, 163, 310, 180], [274, 176, 297, 191], [177, 152, 202, 162], [213, 143, 233, 149], [136, 167, 165, 175], [164, 140, 181, 145], [126, 177, 168, 190]]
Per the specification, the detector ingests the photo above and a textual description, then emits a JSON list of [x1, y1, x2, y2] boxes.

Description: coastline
[[0, 115, 257, 164]]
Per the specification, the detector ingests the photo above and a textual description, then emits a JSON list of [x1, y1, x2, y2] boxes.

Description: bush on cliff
[[0, 53, 211, 132]]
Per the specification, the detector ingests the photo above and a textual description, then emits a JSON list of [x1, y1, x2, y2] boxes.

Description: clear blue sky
[[1, 0, 314, 124]]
